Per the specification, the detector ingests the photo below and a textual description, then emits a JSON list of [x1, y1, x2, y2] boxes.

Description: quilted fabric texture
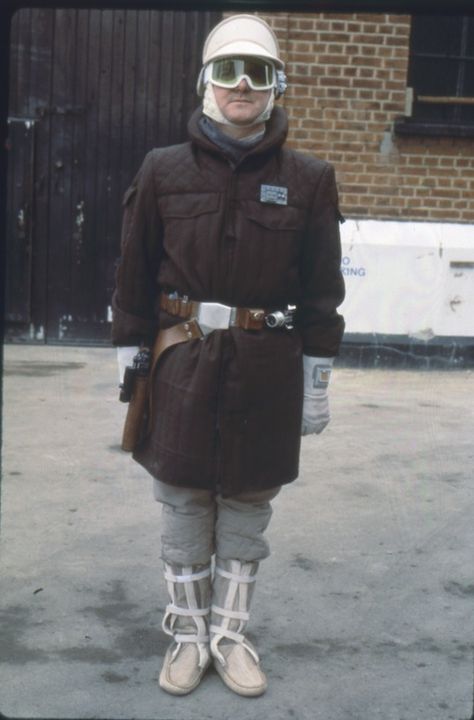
[[112, 106, 345, 496]]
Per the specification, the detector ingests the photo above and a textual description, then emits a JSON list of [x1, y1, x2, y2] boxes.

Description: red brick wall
[[225, 12, 474, 224]]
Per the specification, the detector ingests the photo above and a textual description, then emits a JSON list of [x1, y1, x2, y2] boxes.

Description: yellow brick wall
[[224, 11, 474, 223]]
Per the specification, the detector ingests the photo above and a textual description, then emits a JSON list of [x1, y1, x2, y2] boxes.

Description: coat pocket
[[242, 200, 303, 232], [159, 193, 221, 277], [229, 201, 305, 299]]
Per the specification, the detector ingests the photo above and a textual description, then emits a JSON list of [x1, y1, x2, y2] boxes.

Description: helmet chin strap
[[202, 83, 275, 128]]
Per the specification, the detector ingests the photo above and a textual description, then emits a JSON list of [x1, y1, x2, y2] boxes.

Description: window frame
[[395, 14, 474, 138]]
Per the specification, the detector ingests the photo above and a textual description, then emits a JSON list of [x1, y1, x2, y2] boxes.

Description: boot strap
[[162, 563, 211, 651], [210, 561, 260, 667], [162, 608, 210, 642], [172, 632, 210, 644], [166, 603, 209, 617], [169, 637, 211, 670], [210, 625, 248, 646], [164, 567, 211, 583], [210, 627, 260, 665], [211, 604, 249, 622], [215, 566, 256, 583]]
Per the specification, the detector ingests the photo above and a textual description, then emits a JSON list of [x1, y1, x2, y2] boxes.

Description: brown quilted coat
[[112, 106, 345, 497]]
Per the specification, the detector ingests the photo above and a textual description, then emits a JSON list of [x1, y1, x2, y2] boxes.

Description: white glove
[[301, 355, 334, 436], [117, 346, 140, 385]]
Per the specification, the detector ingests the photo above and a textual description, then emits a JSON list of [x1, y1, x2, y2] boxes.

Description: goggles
[[206, 57, 276, 91]]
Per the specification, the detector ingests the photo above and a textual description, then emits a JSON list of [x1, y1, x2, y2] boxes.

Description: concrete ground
[[1, 343, 473, 720]]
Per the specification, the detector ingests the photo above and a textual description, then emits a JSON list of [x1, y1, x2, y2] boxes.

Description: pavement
[[1, 343, 474, 720]]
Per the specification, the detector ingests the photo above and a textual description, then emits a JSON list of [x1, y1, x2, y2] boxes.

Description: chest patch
[[260, 184, 288, 206]]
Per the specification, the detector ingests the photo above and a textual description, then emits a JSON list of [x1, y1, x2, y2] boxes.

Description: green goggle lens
[[211, 57, 275, 89]]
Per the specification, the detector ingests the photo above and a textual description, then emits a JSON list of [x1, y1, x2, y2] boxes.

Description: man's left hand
[[301, 355, 334, 436]]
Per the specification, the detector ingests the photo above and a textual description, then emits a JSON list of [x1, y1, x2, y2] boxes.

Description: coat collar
[[187, 105, 288, 161]]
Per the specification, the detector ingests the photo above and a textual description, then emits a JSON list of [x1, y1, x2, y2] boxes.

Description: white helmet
[[196, 14, 286, 97], [203, 14, 284, 69]]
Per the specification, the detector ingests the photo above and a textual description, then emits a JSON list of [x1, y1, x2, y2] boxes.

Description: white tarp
[[339, 220, 474, 339]]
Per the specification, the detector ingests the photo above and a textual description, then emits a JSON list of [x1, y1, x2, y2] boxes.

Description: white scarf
[[202, 83, 275, 128]]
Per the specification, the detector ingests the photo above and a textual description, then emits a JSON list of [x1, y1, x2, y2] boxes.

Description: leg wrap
[[210, 559, 259, 666], [162, 563, 211, 670]]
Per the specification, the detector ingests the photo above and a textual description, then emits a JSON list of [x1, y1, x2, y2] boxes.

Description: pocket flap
[[243, 201, 302, 231]]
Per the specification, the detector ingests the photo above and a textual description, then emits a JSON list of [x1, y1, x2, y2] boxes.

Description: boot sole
[[159, 673, 204, 695]]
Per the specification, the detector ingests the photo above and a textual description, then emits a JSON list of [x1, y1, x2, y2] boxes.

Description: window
[[396, 15, 474, 137]]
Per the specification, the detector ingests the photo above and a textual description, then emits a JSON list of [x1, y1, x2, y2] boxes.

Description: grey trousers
[[153, 479, 281, 566]]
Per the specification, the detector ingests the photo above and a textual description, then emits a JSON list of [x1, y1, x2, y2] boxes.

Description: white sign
[[339, 220, 474, 339]]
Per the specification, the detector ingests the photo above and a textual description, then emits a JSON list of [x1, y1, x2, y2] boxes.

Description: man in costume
[[112, 14, 345, 697]]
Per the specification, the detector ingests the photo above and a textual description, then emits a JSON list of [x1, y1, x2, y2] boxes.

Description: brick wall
[[228, 12, 474, 224]]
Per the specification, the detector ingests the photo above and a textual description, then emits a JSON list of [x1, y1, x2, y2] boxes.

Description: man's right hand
[[116, 346, 140, 385]]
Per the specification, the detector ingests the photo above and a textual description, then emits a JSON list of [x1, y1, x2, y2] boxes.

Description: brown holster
[[121, 319, 203, 452]]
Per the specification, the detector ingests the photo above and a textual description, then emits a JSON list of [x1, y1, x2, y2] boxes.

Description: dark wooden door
[[5, 119, 36, 330], [6, 8, 221, 344]]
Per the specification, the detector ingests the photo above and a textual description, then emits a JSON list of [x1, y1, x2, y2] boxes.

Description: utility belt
[[160, 292, 296, 333], [120, 293, 296, 452]]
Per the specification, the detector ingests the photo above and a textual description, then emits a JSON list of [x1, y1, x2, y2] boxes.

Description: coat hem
[[131, 449, 299, 498]]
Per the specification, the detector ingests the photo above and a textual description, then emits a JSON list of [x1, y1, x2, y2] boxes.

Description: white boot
[[159, 563, 211, 695], [210, 559, 267, 697]]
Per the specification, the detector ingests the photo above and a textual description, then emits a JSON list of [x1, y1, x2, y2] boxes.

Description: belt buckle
[[197, 302, 233, 334]]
